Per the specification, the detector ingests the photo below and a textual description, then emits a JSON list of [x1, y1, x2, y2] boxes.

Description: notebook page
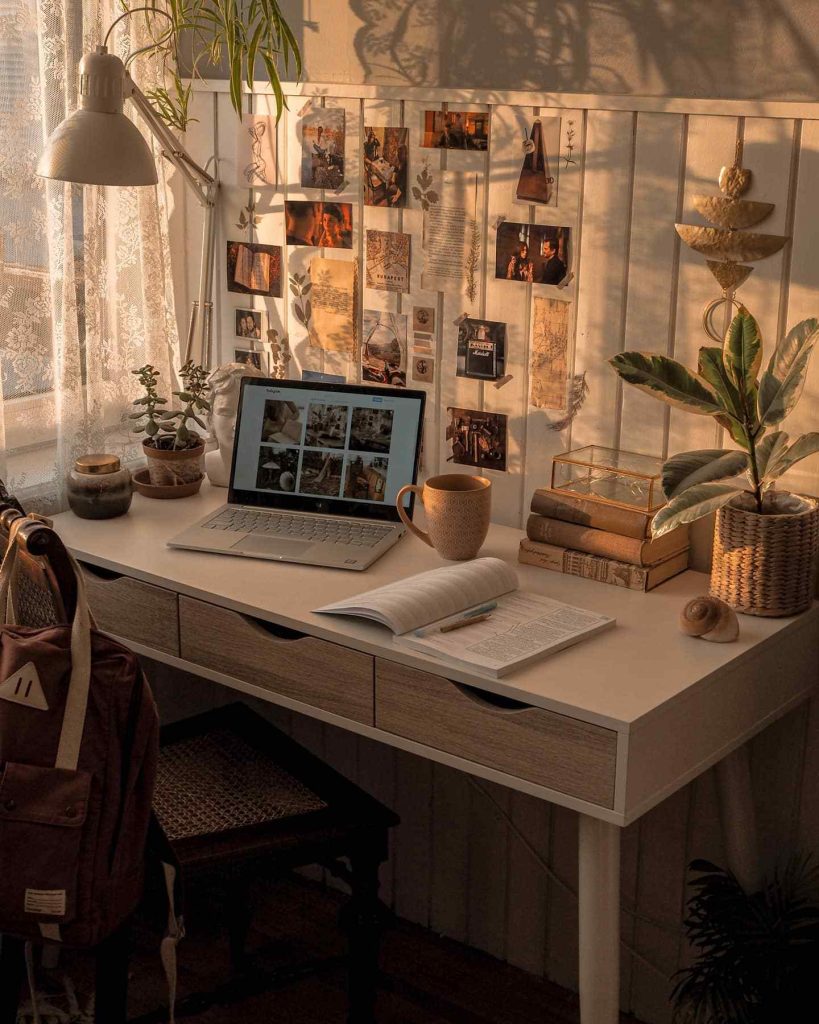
[[315, 557, 518, 634]]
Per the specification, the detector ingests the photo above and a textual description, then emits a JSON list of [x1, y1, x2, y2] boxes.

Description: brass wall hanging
[[675, 140, 789, 341]]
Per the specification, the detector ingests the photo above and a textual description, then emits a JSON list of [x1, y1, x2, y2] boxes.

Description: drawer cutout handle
[[78, 562, 123, 583], [242, 615, 307, 643], [453, 682, 532, 713]]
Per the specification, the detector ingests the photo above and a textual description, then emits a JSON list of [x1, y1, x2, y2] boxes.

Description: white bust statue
[[205, 362, 266, 487]]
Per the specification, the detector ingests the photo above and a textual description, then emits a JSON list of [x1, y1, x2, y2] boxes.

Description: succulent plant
[[609, 307, 819, 536], [131, 361, 211, 450]]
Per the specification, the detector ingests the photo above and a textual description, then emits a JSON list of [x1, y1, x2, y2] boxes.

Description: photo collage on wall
[[254, 399, 394, 503], [361, 310, 407, 387]]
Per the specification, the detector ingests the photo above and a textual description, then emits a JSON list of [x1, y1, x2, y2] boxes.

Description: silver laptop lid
[[228, 378, 426, 522]]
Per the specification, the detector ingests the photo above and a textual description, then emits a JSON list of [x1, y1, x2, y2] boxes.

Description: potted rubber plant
[[131, 361, 211, 495], [609, 307, 819, 616]]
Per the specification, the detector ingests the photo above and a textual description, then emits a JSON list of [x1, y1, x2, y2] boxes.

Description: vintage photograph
[[412, 305, 435, 333], [236, 113, 276, 186], [343, 454, 389, 502], [421, 110, 489, 150], [412, 355, 435, 383], [515, 117, 560, 206], [349, 407, 394, 454], [365, 230, 411, 293], [446, 407, 508, 472], [235, 309, 262, 339], [495, 222, 570, 285], [363, 126, 409, 207], [261, 399, 304, 445], [255, 446, 299, 492], [304, 403, 349, 449], [301, 108, 345, 190], [234, 348, 266, 373], [226, 241, 282, 297], [456, 318, 506, 381], [300, 450, 344, 497], [361, 310, 407, 388], [285, 201, 353, 249]]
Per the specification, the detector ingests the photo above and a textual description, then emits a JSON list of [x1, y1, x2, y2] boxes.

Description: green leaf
[[715, 413, 750, 449], [661, 449, 750, 500], [698, 347, 743, 420], [758, 318, 819, 426], [651, 483, 746, 538], [722, 308, 762, 392], [764, 432, 819, 481], [609, 352, 721, 415], [755, 430, 789, 479]]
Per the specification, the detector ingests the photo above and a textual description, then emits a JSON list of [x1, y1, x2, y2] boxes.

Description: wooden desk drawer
[[179, 596, 373, 725], [78, 563, 179, 656], [375, 660, 617, 808]]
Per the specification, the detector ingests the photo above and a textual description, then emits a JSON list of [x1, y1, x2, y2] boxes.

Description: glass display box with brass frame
[[551, 445, 665, 513]]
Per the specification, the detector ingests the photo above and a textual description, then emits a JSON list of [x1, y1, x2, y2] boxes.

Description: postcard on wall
[[515, 117, 560, 207], [226, 241, 282, 297], [495, 222, 571, 285], [411, 355, 435, 384], [421, 171, 476, 292], [361, 309, 407, 388], [446, 407, 507, 472], [308, 256, 357, 354], [301, 108, 345, 190], [235, 113, 277, 186], [456, 318, 506, 381], [421, 110, 489, 151], [530, 297, 570, 410], [235, 308, 263, 340], [412, 305, 435, 333], [365, 230, 411, 293], [234, 347, 267, 373], [302, 369, 347, 384], [285, 201, 353, 249], [363, 126, 409, 207]]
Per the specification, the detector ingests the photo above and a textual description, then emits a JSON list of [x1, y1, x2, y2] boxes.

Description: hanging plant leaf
[[609, 352, 721, 415], [661, 449, 750, 500], [722, 308, 762, 392], [651, 483, 746, 537], [758, 318, 819, 426]]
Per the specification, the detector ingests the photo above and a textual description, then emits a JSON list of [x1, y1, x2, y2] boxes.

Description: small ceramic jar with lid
[[67, 454, 133, 519]]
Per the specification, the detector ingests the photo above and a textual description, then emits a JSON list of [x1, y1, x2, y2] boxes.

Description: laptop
[[167, 377, 426, 570]]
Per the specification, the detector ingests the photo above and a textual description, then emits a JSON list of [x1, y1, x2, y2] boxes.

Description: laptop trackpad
[[232, 535, 315, 557]]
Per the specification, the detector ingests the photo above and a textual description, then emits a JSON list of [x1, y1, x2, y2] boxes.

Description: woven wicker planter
[[710, 492, 819, 617]]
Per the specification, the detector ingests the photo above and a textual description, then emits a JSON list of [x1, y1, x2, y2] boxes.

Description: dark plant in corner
[[673, 856, 819, 1024], [609, 307, 819, 535]]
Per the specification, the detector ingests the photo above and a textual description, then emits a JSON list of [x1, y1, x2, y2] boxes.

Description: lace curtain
[[0, 0, 180, 512]]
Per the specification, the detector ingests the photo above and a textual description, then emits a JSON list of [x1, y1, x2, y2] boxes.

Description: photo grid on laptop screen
[[232, 384, 422, 507]]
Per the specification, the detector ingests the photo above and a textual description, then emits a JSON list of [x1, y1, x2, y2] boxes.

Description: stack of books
[[518, 488, 690, 591]]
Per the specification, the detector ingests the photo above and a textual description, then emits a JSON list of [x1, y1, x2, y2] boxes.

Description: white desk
[[53, 484, 819, 1023]]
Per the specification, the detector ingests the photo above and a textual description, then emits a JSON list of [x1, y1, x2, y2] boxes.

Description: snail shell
[[679, 596, 739, 643]]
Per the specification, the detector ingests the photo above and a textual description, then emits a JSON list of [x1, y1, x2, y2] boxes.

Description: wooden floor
[[33, 875, 643, 1024]]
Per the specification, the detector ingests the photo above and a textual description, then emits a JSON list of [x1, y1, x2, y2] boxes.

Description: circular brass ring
[[702, 296, 743, 343]]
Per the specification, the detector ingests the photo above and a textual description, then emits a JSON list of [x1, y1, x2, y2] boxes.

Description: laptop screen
[[229, 378, 426, 521]]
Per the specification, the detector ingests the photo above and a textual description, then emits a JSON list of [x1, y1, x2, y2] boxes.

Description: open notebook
[[315, 557, 615, 677]]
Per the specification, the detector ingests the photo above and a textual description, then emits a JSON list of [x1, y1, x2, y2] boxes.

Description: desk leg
[[715, 745, 761, 893], [578, 815, 620, 1024]]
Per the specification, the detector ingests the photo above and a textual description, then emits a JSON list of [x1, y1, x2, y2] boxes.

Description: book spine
[[518, 539, 652, 591], [530, 489, 652, 539], [526, 513, 646, 564]]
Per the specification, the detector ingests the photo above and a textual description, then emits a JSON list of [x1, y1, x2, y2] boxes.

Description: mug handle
[[395, 484, 433, 547]]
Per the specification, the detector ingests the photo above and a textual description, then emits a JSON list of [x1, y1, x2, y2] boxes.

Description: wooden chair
[[0, 510, 398, 1023]]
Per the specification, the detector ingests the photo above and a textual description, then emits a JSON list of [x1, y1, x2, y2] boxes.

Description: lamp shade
[[37, 48, 158, 187]]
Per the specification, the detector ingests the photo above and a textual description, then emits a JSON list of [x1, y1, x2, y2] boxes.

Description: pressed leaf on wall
[[661, 449, 750, 500], [651, 483, 746, 538], [609, 352, 721, 415]]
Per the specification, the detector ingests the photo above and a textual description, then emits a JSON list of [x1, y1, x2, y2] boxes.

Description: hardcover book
[[525, 513, 688, 566], [518, 539, 689, 592]]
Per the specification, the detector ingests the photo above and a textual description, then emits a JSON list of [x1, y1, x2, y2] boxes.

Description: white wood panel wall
[[168, 84, 819, 1024]]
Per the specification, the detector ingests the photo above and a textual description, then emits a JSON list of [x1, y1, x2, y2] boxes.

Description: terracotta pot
[[143, 439, 204, 489], [710, 491, 819, 617]]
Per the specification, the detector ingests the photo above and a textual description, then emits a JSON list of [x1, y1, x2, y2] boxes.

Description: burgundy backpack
[[0, 519, 159, 948]]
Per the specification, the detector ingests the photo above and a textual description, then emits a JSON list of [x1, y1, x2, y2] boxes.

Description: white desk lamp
[[36, 8, 218, 366]]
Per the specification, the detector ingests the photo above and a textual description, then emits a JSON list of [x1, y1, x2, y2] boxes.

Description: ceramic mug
[[395, 474, 492, 560]]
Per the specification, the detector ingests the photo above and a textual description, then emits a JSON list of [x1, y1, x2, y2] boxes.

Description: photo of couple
[[496, 223, 571, 286], [285, 201, 353, 249]]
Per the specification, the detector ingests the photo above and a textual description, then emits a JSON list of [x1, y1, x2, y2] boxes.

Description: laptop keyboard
[[206, 508, 393, 548]]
